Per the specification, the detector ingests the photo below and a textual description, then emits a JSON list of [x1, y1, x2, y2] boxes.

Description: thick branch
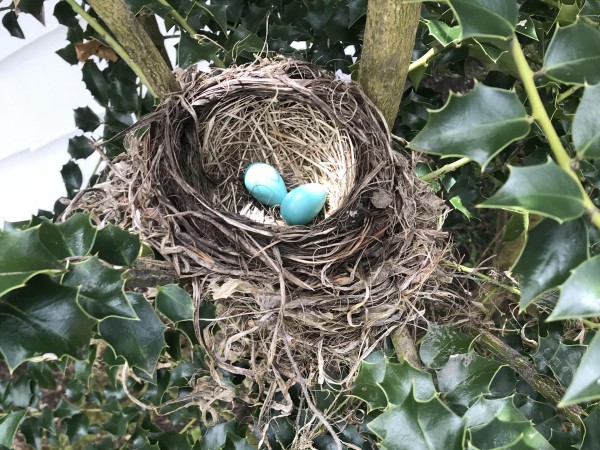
[[358, 0, 421, 127], [86, 0, 179, 98]]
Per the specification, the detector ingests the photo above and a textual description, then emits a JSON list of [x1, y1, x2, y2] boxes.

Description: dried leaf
[[210, 278, 259, 300], [75, 40, 119, 63]]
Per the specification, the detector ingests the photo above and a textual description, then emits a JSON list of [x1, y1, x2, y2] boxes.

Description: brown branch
[[86, 0, 179, 98], [358, 0, 421, 127]]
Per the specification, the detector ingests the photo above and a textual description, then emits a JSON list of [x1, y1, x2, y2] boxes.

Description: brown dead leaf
[[370, 189, 394, 209], [75, 40, 119, 63]]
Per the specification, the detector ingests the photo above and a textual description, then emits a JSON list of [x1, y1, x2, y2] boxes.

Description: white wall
[[0, 1, 102, 225]]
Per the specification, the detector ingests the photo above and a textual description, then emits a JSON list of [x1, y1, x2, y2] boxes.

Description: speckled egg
[[280, 183, 327, 225]]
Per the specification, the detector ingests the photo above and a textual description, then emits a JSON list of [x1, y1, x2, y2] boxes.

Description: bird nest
[[66, 58, 470, 438]]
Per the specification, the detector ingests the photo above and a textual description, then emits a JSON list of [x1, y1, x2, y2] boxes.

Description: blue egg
[[280, 183, 327, 225], [244, 163, 288, 206]]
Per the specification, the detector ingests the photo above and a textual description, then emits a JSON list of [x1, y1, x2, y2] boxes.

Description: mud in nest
[[67, 58, 475, 439]]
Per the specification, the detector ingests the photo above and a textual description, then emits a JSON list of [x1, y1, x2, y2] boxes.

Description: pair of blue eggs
[[243, 162, 327, 225]]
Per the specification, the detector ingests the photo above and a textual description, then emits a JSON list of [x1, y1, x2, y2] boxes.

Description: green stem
[[510, 36, 600, 230], [420, 157, 470, 182], [65, 0, 159, 98], [582, 318, 600, 329], [408, 47, 437, 73], [155, 0, 196, 36], [443, 259, 521, 295], [556, 85, 581, 103]]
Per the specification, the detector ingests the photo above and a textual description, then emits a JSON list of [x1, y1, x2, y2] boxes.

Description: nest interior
[[70, 58, 470, 432]]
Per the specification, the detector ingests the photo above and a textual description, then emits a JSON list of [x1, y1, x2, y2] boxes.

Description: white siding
[[0, 1, 102, 225]]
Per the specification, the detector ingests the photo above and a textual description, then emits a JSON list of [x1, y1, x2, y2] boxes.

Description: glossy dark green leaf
[[513, 219, 588, 308], [516, 14, 538, 41], [548, 255, 600, 320], [437, 351, 506, 407], [158, 432, 192, 450], [480, 160, 586, 222], [156, 284, 194, 323], [351, 351, 435, 411], [409, 83, 530, 168], [347, 0, 367, 27], [426, 20, 461, 47], [2, 11, 25, 39], [56, 43, 78, 65], [73, 107, 101, 133], [561, 332, 600, 405], [223, 434, 255, 450], [67, 136, 95, 160], [0, 277, 95, 372], [532, 333, 585, 388], [544, 20, 600, 85], [61, 161, 83, 197], [581, 0, 600, 20], [200, 422, 239, 449], [99, 292, 165, 375], [465, 397, 553, 449], [17, 0, 44, 21], [0, 227, 65, 297], [225, 26, 264, 55], [177, 33, 219, 69], [196, 3, 228, 34], [448, 0, 518, 40], [0, 409, 27, 447], [62, 257, 137, 320], [573, 83, 600, 159], [582, 406, 600, 450], [419, 324, 473, 369], [53, 1, 79, 27], [92, 223, 141, 266], [108, 79, 138, 112], [82, 62, 109, 106], [38, 213, 97, 259], [368, 390, 465, 450], [104, 108, 133, 134]]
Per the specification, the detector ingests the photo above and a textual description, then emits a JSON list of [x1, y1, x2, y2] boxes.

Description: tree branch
[[85, 0, 179, 98], [358, 0, 421, 127]]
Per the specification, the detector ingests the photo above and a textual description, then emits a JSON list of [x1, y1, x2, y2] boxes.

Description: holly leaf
[[561, 332, 600, 405], [38, 213, 98, 259], [582, 406, 600, 449], [581, 0, 600, 20], [0, 409, 27, 448], [419, 324, 473, 369], [2, 11, 25, 39], [351, 351, 435, 411], [61, 161, 83, 198], [426, 20, 461, 47], [408, 83, 530, 168], [368, 390, 465, 450], [516, 14, 538, 41], [0, 277, 96, 372], [0, 227, 65, 297], [74, 106, 101, 133], [448, 0, 518, 40], [99, 292, 166, 375], [62, 257, 137, 320], [548, 255, 600, 320], [532, 333, 586, 388], [177, 33, 219, 69], [195, 3, 228, 34], [67, 135, 96, 160], [92, 223, 141, 266], [437, 351, 508, 407], [156, 284, 194, 323], [465, 397, 554, 449], [479, 160, 586, 222], [544, 20, 600, 85], [513, 219, 588, 308], [82, 62, 109, 106], [573, 83, 600, 159]]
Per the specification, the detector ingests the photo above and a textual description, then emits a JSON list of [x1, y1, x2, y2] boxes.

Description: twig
[[282, 332, 343, 450], [474, 329, 584, 426], [510, 36, 600, 229], [419, 157, 470, 182], [408, 47, 438, 73], [442, 259, 521, 295]]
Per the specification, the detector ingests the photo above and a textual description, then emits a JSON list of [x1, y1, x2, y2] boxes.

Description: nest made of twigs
[[68, 58, 476, 441]]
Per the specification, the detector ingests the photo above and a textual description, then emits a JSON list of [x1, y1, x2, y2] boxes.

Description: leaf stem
[[510, 36, 600, 230], [155, 0, 196, 36], [556, 85, 581, 103], [65, 0, 159, 98], [408, 47, 437, 73], [443, 259, 521, 295], [419, 157, 470, 182]]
